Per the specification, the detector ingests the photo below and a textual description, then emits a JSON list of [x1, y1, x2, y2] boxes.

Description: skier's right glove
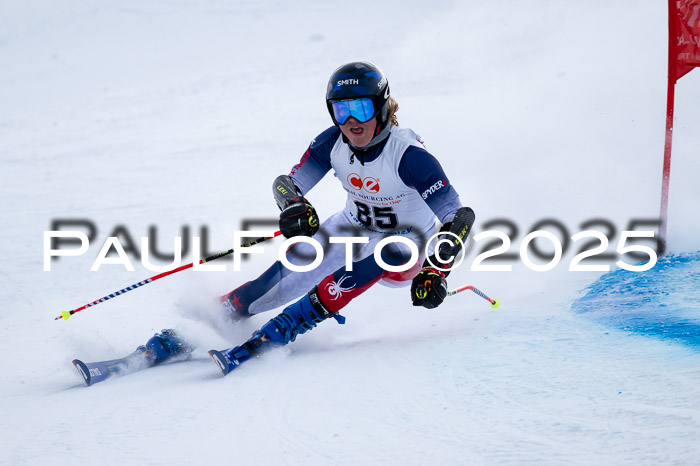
[[410, 267, 448, 309], [279, 197, 319, 238]]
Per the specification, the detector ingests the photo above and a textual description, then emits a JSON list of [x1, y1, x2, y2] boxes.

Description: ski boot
[[132, 329, 195, 367], [209, 288, 343, 375]]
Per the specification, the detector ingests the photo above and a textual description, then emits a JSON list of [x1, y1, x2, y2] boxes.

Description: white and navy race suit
[[223, 125, 464, 316]]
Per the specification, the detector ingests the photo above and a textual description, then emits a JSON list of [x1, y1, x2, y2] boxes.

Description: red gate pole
[[658, 0, 679, 256]]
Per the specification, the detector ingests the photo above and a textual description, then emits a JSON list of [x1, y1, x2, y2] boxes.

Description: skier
[[205, 61, 475, 374], [133, 61, 475, 375]]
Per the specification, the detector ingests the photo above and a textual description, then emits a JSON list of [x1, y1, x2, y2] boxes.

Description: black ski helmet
[[326, 61, 390, 129]]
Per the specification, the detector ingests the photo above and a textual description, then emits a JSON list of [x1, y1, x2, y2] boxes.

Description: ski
[[72, 350, 195, 386], [208, 349, 238, 376], [72, 353, 148, 386], [72, 329, 195, 387]]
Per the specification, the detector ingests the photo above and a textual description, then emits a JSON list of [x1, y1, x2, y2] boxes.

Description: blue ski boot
[[209, 288, 344, 375], [133, 329, 195, 366]]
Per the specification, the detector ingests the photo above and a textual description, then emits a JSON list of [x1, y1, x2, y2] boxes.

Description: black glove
[[279, 197, 319, 238], [410, 267, 448, 309]]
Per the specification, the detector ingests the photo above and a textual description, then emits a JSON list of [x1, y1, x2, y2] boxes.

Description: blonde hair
[[387, 96, 399, 126]]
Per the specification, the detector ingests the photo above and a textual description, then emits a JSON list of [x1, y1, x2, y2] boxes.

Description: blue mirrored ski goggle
[[330, 98, 376, 125]]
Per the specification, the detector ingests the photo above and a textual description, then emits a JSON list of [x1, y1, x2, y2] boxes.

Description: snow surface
[[1, 1, 700, 464]]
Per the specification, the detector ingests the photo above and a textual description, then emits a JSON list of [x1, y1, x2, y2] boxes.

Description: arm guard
[[423, 206, 476, 276], [272, 175, 302, 210]]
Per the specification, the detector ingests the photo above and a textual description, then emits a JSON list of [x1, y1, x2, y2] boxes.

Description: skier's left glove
[[279, 197, 319, 238], [411, 267, 448, 309]]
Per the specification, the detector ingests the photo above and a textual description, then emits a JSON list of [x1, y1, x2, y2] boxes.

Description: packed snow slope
[[1, 1, 699, 465]]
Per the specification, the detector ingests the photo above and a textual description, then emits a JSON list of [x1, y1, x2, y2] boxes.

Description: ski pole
[[448, 284, 500, 309], [55, 230, 283, 321]]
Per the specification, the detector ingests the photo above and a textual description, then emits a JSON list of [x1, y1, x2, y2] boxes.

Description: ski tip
[[490, 298, 501, 309], [72, 359, 92, 386], [207, 350, 230, 376]]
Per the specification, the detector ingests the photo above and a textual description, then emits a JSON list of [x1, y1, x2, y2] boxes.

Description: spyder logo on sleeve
[[421, 179, 447, 200]]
